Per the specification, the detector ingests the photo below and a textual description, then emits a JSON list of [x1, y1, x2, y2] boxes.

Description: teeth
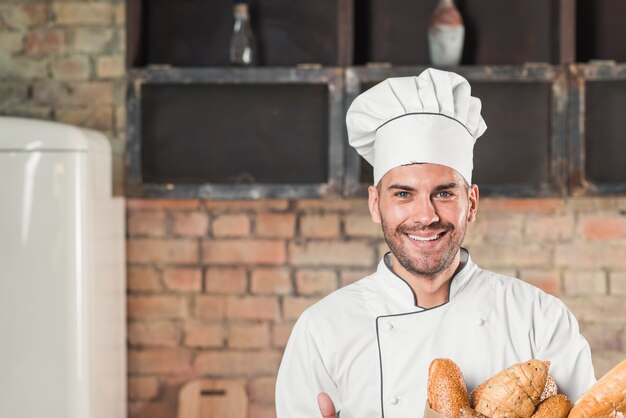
[[408, 233, 440, 242]]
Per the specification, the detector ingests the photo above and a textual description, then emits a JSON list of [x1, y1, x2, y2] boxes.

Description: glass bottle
[[428, 0, 464, 66], [229, 1, 257, 66]]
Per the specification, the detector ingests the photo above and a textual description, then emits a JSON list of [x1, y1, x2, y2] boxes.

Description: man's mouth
[[407, 231, 445, 242]]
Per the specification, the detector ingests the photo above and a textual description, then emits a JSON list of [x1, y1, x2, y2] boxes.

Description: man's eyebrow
[[434, 182, 459, 191], [387, 184, 415, 191]]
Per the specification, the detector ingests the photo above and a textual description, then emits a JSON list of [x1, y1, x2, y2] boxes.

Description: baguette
[[568, 358, 626, 418], [428, 358, 471, 418]]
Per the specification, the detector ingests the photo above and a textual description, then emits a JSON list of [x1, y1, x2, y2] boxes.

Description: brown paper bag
[[423, 404, 450, 418]]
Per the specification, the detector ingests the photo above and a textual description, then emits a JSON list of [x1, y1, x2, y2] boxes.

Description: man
[[275, 68, 595, 418]]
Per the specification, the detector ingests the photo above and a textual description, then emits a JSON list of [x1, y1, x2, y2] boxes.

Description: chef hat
[[346, 68, 487, 185]]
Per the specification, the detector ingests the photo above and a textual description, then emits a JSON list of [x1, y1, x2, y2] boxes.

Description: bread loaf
[[539, 375, 557, 402], [530, 394, 571, 418], [472, 359, 550, 418], [428, 358, 471, 418], [568, 358, 626, 418]]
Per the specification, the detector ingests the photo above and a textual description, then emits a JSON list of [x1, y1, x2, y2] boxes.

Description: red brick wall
[[126, 197, 626, 418], [2, 2, 626, 418]]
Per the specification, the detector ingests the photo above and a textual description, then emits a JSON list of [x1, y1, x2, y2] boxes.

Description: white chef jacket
[[275, 250, 596, 418]]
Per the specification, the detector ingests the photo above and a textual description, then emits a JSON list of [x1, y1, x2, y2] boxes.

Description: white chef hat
[[346, 68, 487, 185]]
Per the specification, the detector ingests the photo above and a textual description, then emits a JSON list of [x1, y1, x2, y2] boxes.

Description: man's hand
[[317, 392, 338, 418]]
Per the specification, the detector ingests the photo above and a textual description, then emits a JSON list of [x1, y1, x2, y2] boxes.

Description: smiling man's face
[[368, 163, 479, 278]]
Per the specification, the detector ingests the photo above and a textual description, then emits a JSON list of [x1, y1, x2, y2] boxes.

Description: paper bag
[[424, 404, 450, 418]]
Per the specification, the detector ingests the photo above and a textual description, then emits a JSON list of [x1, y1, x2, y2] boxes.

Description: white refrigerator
[[0, 117, 126, 418]]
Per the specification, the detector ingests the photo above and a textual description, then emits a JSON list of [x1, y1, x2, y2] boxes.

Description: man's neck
[[388, 250, 463, 309]]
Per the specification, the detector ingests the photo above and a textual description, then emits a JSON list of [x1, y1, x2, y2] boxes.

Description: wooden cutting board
[[178, 379, 248, 418]]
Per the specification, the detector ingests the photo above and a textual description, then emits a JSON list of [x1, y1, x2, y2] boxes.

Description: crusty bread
[[472, 359, 550, 418], [458, 406, 486, 417], [530, 394, 571, 418], [428, 358, 471, 418], [568, 358, 626, 418]]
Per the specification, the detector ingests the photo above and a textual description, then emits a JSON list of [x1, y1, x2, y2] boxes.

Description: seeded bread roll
[[428, 358, 471, 418], [530, 394, 571, 418], [568, 358, 626, 418], [539, 375, 558, 402]]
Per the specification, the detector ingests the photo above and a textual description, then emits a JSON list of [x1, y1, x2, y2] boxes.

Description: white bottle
[[428, 0, 464, 66], [229, 2, 257, 66]]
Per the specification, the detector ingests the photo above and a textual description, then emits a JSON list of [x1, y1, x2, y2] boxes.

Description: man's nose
[[411, 196, 440, 226]]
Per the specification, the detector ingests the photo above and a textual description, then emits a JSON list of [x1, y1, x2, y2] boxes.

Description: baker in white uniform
[[275, 68, 596, 418]]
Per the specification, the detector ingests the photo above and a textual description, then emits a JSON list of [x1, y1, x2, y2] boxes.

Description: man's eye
[[436, 191, 453, 198], [395, 191, 410, 198]]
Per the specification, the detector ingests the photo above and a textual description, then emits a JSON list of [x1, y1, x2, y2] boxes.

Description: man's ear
[[467, 184, 479, 223], [368, 185, 382, 225]]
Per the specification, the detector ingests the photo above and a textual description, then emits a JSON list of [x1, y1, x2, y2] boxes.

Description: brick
[[202, 239, 286, 265], [128, 349, 192, 374], [591, 350, 626, 380], [96, 54, 124, 78], [212, 214, 250, 237], [518, 269, 561, 296], [227, 323, 270, 349], [344, 214, 382, 238], [249, 403, 276, 418], [3, 104, 51, 119], [251, 268, 292, 295], [196, 295, 281, 322], [114, 3, 125, 24], [340, 269, 372, 287], [0, 32, 23, 53], [53, 2, 114, 26], [163, 267, 202, 292], [127, 265, 162, 291], [468, 243, 552, 268], [128, 401, 174, 418], [127, 295, 188, 319], [0, 55, 48, 80], [128, 321, 181, 348], [203, 200, 289, 212], [567, 197, 626, 212], [295, 199, 368, 212], [183, 322, 224, 348], [289, 241, 375, 267], [295, 269, 337, 295], [205, 267, 248, 294], [0, 4, 49, 29], [249, 377, 276, 403], [51, 55, 90, 80], [300, 214, 340, 238], [195, 295, 227, 320], [128, 376, 160, 401], [127, 239, 199, 264], [578, 214, 626, 240], [562, 296, 626, 324], [128, 210, 166, 237], [271, 321, 294, 348], [25, 29, 64, 55], [127, 199, 201, 210], [171, 211, 209, 237], [116, 105, 126, 131], [478, 198, 562, 214], [610, 271, 626, 296], [579, 323, 624, 351], [563, 270, 607, 296], [56, 106, 114, 131], [33, 81, 115, 106], [525, 214, 575, 242], [71, 28, 114, 53], [283, 296, 320, 320], [226, 296, 280, 320], [194, 350, 282, 376], [255, 213, 296, 238], [555, 244, 626, 269], [472, 215, 524, 242]]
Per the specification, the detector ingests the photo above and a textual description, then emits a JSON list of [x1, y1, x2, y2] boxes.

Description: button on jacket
[[275, 251, 595, 418]]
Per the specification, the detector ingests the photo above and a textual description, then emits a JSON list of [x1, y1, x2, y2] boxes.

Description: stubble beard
[[380, 216, 466, 277]]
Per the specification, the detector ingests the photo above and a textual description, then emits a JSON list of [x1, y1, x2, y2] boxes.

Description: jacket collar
[[376, 248, 477, 309]]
